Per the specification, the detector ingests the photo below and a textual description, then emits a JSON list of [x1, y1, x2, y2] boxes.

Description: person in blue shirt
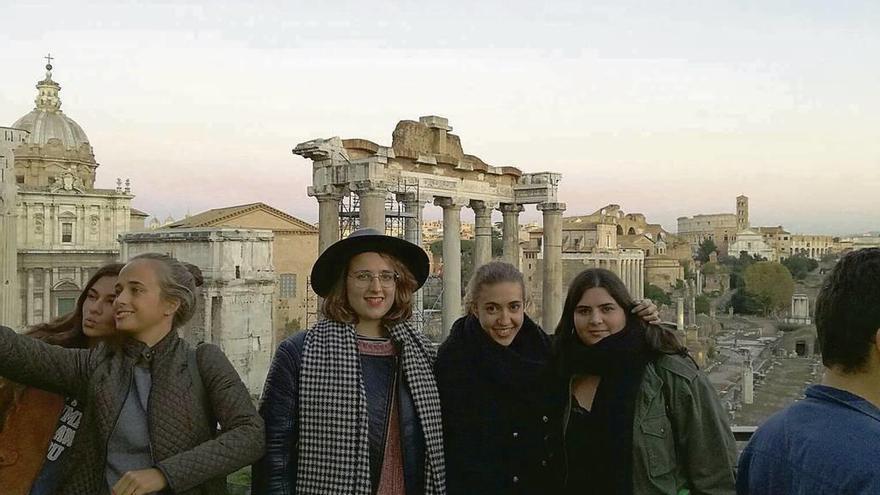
[[737, 247, 880, 495]]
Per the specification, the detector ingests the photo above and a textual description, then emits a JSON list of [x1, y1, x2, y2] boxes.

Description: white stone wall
[[0, 128, 26, 327], [17, 192, 132, 250], [120, 228, 275, 396], [728, 230, 777, 261]]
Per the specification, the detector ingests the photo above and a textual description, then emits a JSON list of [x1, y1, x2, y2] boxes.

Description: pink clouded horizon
[[2, 1, 877, 236]]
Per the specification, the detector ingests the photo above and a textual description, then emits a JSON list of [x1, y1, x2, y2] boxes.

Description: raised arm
[[0, 325, 92, 398], [155, 343, 265, 492], [251, 335, 304, 495]]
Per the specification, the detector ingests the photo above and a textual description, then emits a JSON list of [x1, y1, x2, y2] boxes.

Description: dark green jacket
[[563, 354, 737, 495]]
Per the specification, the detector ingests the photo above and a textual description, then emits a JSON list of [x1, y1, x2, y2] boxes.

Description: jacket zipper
[[104, 363, 134, 474]]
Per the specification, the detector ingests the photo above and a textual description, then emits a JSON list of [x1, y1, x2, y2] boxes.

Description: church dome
[[11, 61, 91, 151]]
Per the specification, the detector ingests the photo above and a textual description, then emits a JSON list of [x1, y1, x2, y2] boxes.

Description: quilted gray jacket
[[0, 325, 265, 495]]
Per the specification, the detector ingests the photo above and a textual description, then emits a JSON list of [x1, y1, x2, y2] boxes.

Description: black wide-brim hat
[[310, 228, 430, 297]]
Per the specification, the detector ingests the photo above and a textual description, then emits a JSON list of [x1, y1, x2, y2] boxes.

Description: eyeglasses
[[348, 270, 399, 288]]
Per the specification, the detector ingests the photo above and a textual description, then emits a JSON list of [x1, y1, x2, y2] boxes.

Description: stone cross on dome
[[44, 53, 54, 70]]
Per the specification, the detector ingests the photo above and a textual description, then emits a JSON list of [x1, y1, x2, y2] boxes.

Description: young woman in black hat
[[253, 228, 446, 495]]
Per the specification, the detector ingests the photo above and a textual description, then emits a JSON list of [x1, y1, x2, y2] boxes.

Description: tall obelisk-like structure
[[0, 129, 21, 327]]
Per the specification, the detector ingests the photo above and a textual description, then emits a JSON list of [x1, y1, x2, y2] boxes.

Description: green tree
[[644, 284, 672, 306], [696, 239, 718, 263], [429, 229, 504, 295], [743, 262, 794, 315], [695, 294, 711, 315], [781, 254, 819, 280], [719, 252, 759, 289], [731, 289, 765, 315]]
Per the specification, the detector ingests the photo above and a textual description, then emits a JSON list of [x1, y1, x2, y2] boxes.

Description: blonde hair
[[129, 253, 204, 329], [464, 261, 526, 314]]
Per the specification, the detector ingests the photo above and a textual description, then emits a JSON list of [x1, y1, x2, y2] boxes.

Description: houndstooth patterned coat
[[296, 318, 446, 495]]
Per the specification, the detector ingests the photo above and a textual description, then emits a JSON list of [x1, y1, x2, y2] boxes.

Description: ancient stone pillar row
[[314, 190, 344, 254], [498, 203, 524, 269], [470, 200, 495, 271], [676, 297, 685, 331], [354, 180, 387, 233], [435, 197, 465, 340], [538, 202, 566, 332]]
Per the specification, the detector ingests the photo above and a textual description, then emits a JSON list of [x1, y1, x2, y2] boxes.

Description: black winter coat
[[436, 314, 562, 495]]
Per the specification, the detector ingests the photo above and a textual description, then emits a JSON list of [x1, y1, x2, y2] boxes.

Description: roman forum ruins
[[294, 115, 567, 336]]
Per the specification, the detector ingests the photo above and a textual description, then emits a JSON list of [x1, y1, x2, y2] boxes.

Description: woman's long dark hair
[[25, 263, 125, 348], [553, 268, 688, 375], [0, 263, 124, 430]]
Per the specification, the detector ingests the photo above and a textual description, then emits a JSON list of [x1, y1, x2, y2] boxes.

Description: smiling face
[[346, 252, 397, 331], [114, 259, 178, 336], [574, 287, 628, 346], [81, 275, 118, 339], [474, 281, 525, 346]]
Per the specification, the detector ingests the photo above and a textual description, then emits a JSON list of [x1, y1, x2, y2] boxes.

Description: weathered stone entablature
[[121, 228, 276, 283], [294, 115, 566, 335]]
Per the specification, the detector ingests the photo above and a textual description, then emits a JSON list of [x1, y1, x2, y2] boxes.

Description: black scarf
[[563, 319, 652, 377], [564, 321, 653, 495], [453, 313, 551, 407]]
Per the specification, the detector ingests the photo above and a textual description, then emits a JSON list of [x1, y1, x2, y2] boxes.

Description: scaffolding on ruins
[[334, 177, 431, 330], [304, 275, 319, 329]]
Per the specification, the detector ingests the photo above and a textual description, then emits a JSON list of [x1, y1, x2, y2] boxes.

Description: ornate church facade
[[0, 59, 144, 328]]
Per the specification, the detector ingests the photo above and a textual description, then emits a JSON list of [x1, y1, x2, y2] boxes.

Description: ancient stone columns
[[539, 202, 566, 330], [499, 203, 523, 269], [435, 197, 464, 338], [314, 189, 344, 253], [471, 200, 494, 269], [354, 180, 387, 232]]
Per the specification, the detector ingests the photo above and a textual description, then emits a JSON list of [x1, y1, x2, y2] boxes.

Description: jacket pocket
[[639, 415, 676, 478]]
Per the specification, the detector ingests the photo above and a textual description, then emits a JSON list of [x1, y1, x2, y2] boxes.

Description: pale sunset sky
[[1, 0, 878, 235]]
